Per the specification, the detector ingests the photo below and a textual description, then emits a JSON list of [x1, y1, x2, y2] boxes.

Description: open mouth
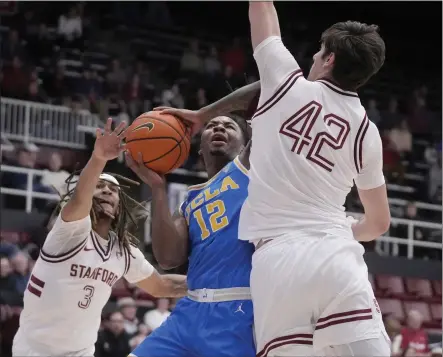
[[98, 198, 114, 210], [211, 133, 228, 145]]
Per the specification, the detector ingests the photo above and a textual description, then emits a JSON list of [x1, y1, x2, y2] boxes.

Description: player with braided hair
[[12, 118, 187, 357]]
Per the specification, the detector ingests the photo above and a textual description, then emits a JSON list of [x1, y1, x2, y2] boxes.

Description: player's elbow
[[372, 214, 391, 238], [156, 255, 185, 271]]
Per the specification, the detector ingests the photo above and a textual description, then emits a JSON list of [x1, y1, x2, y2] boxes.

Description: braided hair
[[52, 170, 149, 257]]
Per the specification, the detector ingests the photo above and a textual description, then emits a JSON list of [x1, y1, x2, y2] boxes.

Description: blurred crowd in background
[[0, 2, 441, 357]]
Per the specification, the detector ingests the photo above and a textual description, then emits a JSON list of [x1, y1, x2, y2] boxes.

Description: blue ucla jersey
[[179, 156, 254, 290]]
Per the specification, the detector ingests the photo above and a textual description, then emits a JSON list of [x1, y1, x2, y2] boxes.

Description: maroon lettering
[[101, 270, 109, 282], [95, 268, 102, 281], [279, 101, 350, 172], [109, 275, 119, 286], [106, 272, 115, 286], [83, 267, 92, 279], [78, 264, 87, 277], [70, 264, 78, 277]]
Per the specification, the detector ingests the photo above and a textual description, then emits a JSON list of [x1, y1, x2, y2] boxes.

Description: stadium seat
[[403, 301, 432, 323], [377, 298, 405, 321], [368, 273, 376, 292], [430, 303, 442, 322], [432, 280, 442, 297], [376, 275, 406, 298], [405, 278, 434, 300]]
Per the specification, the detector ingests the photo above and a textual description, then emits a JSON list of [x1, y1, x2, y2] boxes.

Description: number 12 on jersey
[[279, 100, 350, 172], [194, 200, 229, 240]]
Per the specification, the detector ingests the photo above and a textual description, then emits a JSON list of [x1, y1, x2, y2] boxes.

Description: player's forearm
[[61, 154, 107, 222], [155, 274, 188, 298], [352, 216, 389, 242], [198, 81, 261, 122], [249, 1, 281, 49], [150, 187, 188, 269]]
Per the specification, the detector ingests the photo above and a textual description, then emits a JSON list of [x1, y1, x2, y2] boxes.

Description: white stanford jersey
[[14, 214, 154, 356], [239, 36, 385, 242]]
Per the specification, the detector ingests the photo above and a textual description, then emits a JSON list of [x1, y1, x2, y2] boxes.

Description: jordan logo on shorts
[[235, 303, 245, 314]]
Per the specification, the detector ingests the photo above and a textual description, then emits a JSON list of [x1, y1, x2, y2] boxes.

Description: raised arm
[[249, 1, 281, 50], [155, 81, 260, 136], [125, 152, 189, 270], [62, 118, 126, 222], [41, 119, 126, 256]]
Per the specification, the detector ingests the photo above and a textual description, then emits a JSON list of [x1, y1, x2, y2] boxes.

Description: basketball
[[125, 111, 191, 174]]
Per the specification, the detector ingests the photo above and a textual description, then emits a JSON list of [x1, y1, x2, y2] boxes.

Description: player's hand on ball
[[154, 107, 205, 136], [93, 118, 127, 161], [125, 151, 165, 189]]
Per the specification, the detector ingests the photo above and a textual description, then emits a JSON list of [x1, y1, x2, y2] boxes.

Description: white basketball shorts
[[251, 233, 390, 357], [12, 328, 95, 357]]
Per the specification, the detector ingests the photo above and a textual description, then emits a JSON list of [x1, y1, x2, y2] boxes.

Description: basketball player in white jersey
[[157, 2, 391, 356], [12, 118, 187, 357]]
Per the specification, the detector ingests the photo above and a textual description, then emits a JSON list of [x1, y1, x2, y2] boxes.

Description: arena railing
[[2, 166, 440, 259], [167, 182, 442, 260], [0, 97, 101, 149]]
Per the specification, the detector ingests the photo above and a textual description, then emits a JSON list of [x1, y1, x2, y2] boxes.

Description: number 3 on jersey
[[194, 200, 229, 240], [279, 101, 350, 172], [78, 285, 95, 309]]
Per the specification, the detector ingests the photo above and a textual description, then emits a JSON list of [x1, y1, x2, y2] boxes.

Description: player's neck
[[205, 156, 231, 179], [94, 219, 112, 240]]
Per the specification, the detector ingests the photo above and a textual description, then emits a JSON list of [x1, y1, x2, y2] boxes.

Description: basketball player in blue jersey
[[125, 114, 255, 357]]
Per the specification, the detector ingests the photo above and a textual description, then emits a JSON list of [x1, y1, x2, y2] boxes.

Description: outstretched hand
[[125, 151, 166, 189], [93, 118, 127, 161], [154, 106, 206, 136]]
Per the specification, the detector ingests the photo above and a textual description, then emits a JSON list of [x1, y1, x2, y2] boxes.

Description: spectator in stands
[[180, 40, 203, 74], [0, 256, 23, 306], [1, 143, 39, 191], [129, 324, 151, 350], [27, 23, 54, 66], [131, 61, 151, 90], [43, 63, 69, 104], [389, 120, 413, 158], [381, 129, 404, 182], [107, 95, 130, 124], [95, 311, 131, 357], [40, 152, 70, 195], [392, 310, 430, 357], [221, 37, 246, 75], [382, 97, 404, 130], [25, 80, 48, 103], [123, 74, 145, 117], [204, 45, 222, 75], [0, 242, 20, 259], [367, 98, 381, 126], [16, 10, 38, 40], [1, 56, 29, 99], [106, 59, 127, 95], [185, 87, 207, 110], [161, 83, 184, 109], [143, 298, 170, 331], [384, 315, 402, 342], [117, 297, 139, 336], [57, 6, 83, 49], [428, 152, 442, 203], [9, 251, 30, 295], [408, 88, 431, 135], [1, 30, 26, 62]]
